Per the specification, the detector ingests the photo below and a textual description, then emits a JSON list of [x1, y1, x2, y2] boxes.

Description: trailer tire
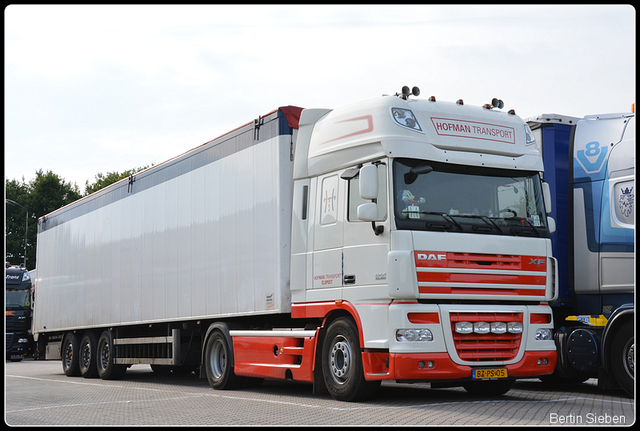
[[321, 317, 380, 401], [62, 332, 81, 377], [79, 332, 98, 378], [96, 330, 126, 380], [611, 320, 634, 396], [204, 330, 245, 390]]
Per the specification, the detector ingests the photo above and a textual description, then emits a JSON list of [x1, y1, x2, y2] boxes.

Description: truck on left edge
[[6, 263, 33, 361]]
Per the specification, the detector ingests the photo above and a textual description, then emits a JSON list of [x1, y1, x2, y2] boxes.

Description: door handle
[[344, 275, 356, 285]]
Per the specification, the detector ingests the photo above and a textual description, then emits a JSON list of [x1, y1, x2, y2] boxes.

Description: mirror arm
[[372, 222, 384, 236]]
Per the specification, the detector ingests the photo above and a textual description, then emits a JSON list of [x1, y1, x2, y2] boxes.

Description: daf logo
[[529, 258, 545, 266], [417, 253, 447, 261]]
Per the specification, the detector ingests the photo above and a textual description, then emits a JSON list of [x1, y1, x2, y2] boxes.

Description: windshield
[[393, 158, 549, 237], [6, 289, 30, 308]]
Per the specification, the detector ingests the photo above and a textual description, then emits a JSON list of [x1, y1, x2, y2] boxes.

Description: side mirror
[[542, 182, 552, 214], [357, 202, 378, 222], [359, 164, 378, 200], [547, 216, 556, 233]]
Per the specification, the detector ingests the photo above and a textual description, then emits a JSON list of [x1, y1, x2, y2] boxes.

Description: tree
[[5, 178, 31, 266], [6, 166, 150, 269], [84, 166, 149, 196], [5, 171, 81, 269]]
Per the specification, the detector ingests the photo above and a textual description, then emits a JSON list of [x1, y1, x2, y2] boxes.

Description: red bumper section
[[231, 333, 556, 383], [364, 350, 557, 381]]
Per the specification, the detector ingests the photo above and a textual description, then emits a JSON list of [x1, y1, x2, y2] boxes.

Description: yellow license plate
[[473, 368, 508, 380]]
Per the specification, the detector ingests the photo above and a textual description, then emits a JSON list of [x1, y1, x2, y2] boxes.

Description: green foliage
[[84, 166, 149, 196], [5, 166, 148, 269], [6, 170, 81, 269]]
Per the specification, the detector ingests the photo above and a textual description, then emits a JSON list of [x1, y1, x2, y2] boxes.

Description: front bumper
[[363, 350, 557, 381]]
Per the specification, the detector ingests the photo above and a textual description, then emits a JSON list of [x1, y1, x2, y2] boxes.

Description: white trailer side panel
[[34, 122, 294, 333]]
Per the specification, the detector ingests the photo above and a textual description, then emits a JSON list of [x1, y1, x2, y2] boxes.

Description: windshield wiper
[[449, 214, 503, 233], [509, 217, 542, 237], [418, 211, 464, 231]]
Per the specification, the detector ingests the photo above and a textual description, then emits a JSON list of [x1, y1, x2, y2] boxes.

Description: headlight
[[535, 328, 553, 341], [18, 338, 29, 343], [473, 322, 491, 334], [396, 329, 433, 342], [490, 322, 507, 334], [455, 321, 524, 334], [455, 322, 474, 334]]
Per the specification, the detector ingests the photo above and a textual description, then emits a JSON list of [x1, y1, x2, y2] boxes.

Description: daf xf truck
[[33, 88, 558, 401]]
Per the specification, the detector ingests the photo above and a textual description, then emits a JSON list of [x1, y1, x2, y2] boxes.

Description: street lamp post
[[6, 199, 29, 268]]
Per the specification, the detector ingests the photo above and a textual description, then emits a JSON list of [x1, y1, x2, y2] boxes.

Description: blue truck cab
[[6, 263, 34, 361], [528, 112, 635, 395]]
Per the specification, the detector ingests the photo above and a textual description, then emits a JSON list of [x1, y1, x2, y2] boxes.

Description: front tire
[[611, 321, 634, 395], [321, 317, 380, 401]]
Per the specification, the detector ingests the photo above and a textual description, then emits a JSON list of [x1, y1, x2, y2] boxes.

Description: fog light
[[427, 361, 435, 369], [418, 361, 425, 369], [535, 328, 553, 341]]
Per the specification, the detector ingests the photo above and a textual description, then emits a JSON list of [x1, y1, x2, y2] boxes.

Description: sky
[[4, 5, 636, 191]]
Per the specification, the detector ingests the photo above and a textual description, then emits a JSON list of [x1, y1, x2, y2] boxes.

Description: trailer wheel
[[204, 330, 245, 390], [611, 320, 634, 395], [62, 332, 81, 377], [79, 332, 98, 378], [321, 317, 380, 401], [96, 330, 126, 380]]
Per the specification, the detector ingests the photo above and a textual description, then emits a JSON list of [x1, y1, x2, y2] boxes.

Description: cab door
[[342, 162, 389, 297], [310, 172, 345, 299]]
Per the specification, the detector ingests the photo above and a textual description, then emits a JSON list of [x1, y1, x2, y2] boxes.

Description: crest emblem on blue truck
[[618, 186, 634, 218]]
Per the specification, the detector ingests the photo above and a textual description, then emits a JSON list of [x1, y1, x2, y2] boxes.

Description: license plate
[[473, 368, 508, 380]]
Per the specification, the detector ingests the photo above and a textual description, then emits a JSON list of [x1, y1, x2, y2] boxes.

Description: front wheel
[[321, 317, 380, 401], [611, 321, 634, 395]]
